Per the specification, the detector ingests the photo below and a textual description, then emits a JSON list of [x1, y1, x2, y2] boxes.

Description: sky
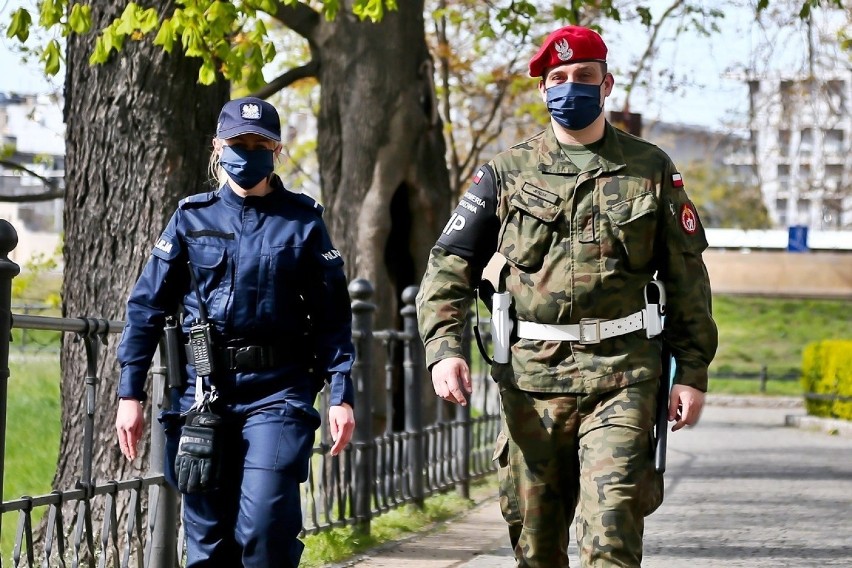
[[0, 0, 848, 132]]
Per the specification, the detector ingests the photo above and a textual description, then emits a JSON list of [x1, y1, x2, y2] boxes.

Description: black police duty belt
[[184, 343, 283, 372]]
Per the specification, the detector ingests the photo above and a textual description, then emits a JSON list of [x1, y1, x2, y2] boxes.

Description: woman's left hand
[[328, 403, 355, 456]]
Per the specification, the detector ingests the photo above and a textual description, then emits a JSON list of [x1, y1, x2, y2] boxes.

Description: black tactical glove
[[174, 408, 222, 494]]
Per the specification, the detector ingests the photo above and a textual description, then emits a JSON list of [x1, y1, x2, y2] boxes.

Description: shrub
[[801, 340, 852, 420]]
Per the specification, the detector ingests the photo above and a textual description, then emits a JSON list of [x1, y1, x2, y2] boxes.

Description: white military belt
[[516, 310, 650, 345]]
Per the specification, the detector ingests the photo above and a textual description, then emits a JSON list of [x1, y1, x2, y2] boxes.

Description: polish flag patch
[[472, 169, 484, 184], [672, 173, 684, 187], [680, 203, 698, 234]]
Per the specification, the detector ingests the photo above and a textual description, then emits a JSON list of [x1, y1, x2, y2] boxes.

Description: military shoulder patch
[[680, 203, 698, 234], [671, 173, 684, 188]]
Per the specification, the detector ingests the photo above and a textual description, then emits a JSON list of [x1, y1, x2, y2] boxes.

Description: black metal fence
[[0, 220, 501, 566], [709, 366, 801, 392]]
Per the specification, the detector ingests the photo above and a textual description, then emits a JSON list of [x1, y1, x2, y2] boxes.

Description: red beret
[[528, 26, 608, 77]]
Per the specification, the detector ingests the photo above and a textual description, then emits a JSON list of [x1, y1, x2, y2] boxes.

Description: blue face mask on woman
[[545, 79, 605, 131], [220, 145, 275, 189]]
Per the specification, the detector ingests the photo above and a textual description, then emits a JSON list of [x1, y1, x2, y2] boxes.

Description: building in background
[[732, 73, 852, 230], [0, 92, 64, 265]]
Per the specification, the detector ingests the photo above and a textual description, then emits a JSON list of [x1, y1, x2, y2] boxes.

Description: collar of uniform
[[537, 122, 627, 177], [219, 178, 286, 209]]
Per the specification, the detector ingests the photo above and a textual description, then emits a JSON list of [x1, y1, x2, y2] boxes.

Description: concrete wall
[[704, 250, 852, 299]]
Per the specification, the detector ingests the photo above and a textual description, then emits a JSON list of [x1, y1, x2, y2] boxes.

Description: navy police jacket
[[117, 176, 355, 410]]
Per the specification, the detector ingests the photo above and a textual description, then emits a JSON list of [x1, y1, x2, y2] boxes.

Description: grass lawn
[[709, 295, 852, 395], [1, 356, 62, 554]]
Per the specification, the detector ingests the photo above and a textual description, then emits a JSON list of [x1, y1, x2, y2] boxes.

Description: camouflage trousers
[[493, 378, 664, 568]]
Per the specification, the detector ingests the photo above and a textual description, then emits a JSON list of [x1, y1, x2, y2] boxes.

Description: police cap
[[216, 97, 281, 141], [528, 25, 608, 78]]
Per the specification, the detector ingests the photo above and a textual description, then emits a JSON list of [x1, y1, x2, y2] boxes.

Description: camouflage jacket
[[416, 122, 718, 394]]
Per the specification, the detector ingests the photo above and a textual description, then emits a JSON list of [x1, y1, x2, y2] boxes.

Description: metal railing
[[0, 219, 501, 566], [709, 366, 800, 392]]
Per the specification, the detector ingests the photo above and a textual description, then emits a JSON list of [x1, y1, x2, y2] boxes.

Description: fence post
[[148, 346, 179, 568], [401, 286, 424, 508], [349, 278, 374, 534], [760, 365, 768, 393], [0, 219, 21, 546], [456, 317, 472, 499]]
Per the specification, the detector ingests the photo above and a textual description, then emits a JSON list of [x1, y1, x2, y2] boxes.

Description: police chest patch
[[155, 238, 173, 254], [680, 203, 698, 234]]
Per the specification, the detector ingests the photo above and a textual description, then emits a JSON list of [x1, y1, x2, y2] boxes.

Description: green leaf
[[68, 4, 92, 34], [138, 8, 160, 33], [7, 8, 33, 42], [756, 0, 769, 11], [153, 18, 176, 52], [198, 59, 217, 84], [89, 35, 108, 64], [38, 0, 63, 28], [636, 6, 653, 27], [41, 39, 62, 75]]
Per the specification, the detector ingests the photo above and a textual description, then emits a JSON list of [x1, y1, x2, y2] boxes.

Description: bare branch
[[0, 158, 65, 193], [0, 189, 64, 202], [622, 0, 685, 112], [250, 60, 320, 99]]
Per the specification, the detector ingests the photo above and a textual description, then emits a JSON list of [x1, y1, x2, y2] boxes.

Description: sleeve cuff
[[328, 373, 355, 407], [117, 367, 149, 403], [424, 336, 465, 370], [674, 359, 709, 392]]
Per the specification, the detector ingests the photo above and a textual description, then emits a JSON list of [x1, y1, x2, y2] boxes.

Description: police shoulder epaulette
[[178, 191, 217, 209], [286, 191, 324, 215]]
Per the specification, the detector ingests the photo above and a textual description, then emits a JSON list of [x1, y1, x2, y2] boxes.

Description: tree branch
[[0, 189, 64, 202], [273, 2, 321, 43], [250, 60, 320, 99], [0, 159, 63, 201], [622, 0, 685, 112]]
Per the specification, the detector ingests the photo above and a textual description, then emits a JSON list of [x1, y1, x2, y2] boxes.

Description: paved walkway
[[341, 398, 852, 568]]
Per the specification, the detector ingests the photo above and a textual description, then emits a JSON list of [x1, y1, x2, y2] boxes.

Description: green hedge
[[802, 340, 852, 420]]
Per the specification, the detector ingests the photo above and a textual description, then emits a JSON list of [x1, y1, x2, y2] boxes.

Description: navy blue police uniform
[[117, 174, 354, 567]]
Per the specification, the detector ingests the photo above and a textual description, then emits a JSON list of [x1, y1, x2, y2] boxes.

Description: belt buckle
[[578, 318, 602, 344], [233, 346, 263, 370]]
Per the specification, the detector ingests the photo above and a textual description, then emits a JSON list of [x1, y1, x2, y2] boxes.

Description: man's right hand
[[116, 398, 144, 461], [431, 357, 472, 406]]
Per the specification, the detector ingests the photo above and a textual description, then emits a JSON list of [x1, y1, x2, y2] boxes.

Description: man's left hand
[[328, 403, 355, 456], [668, 384, 705, 432]]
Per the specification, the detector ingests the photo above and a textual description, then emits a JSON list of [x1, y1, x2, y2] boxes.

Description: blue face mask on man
[[545, 79, 605, 131], [220, 145, 275, 189]]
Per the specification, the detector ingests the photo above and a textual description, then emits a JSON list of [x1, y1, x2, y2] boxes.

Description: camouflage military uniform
[[416, 123, 718, 567]]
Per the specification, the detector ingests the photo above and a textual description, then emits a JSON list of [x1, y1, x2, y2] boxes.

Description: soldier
[[416, 25, 718, 567], [114, 97, 356, 567]]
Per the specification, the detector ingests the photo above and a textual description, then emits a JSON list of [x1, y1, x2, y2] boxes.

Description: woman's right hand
[[116, 398, 145, 461]]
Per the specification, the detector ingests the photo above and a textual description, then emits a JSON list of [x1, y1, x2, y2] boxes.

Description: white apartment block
[[734, 72, 852, 230]]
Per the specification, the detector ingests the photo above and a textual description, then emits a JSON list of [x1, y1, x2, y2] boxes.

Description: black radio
[[188, 261, 216, 378]]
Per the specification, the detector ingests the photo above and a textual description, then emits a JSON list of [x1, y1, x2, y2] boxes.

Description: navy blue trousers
[[165, 399, 320, 567]]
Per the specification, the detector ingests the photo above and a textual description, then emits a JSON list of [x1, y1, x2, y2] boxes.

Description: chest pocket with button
[[604, 191, 658, 271], [499, 182, 562, 271], [186, 243, 229, 322]]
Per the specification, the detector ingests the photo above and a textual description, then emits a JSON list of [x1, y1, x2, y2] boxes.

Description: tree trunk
[[314, 1, 452, 427], [56, 0, 228, 541]]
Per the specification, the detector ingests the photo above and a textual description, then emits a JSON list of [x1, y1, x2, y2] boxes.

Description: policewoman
[[115, 97, 355, 567], [417, 26, 717, 567]]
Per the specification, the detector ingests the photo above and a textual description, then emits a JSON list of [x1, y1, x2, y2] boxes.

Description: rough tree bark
[[56, 0, 228, 536], [276, 1, 452, 427]]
